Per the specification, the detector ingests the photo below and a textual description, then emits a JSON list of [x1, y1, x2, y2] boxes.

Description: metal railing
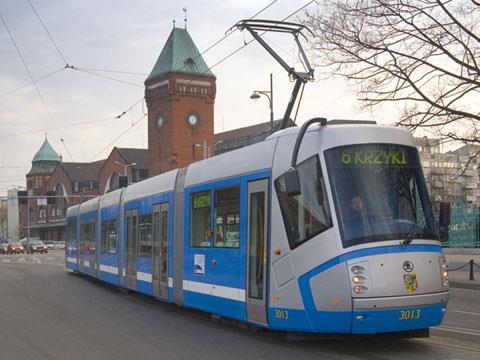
[[449, 260, 480, 281]]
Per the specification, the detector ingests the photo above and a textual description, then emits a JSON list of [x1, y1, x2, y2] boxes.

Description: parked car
[[43, 240, 54, 250], [52, 241, 65, 250], [0, 242, 8, 254], [26, 239, 48, 254], [6, 241, 25, 254]]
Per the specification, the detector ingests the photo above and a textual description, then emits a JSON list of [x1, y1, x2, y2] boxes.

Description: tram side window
[[90, 221, 96, 253], [214, 187, 240, 248], [80, 222, 94, 253], [101, 219, 117, 254], [67, 219, 76, 247], [79, 222, 86, 254], [190, 191, 211, 247], [275, 155, 332, 249], [138, 214, 153, 256]]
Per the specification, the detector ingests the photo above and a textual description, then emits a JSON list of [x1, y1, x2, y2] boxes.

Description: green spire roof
[[32, 137, 61, 163], [147, 27, 214, 81]]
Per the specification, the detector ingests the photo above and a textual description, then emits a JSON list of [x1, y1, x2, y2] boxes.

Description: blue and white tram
[[65, 120, 449, 335]]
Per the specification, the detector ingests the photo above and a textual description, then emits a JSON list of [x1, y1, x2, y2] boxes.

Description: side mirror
[[283, 168, 301, 197], [439, 202, 451, 242]]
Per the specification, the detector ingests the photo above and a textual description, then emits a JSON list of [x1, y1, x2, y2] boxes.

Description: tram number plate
[[399, 309, 421, 320], [274, 309, 289, 320]]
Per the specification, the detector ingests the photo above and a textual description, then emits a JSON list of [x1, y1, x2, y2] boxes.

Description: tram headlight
[[352, 275, 365, 284], [439, 256, 449, 290], [350, 265, 364, 275], [348, 261, 371, 297], [353, 285, 367, 294]]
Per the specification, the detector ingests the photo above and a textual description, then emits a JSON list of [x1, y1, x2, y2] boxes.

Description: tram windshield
[[325, 144, 437, 247]]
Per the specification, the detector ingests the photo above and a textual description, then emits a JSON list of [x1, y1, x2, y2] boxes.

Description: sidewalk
[[444, 248, 480, 290]]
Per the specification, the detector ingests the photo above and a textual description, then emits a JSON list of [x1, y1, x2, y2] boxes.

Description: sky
[[0, 0, 382, 197]]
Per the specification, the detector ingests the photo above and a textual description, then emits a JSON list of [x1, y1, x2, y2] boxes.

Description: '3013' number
[[399, 309, 421, 320]]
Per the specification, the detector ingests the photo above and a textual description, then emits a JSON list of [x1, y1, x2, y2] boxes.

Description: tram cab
[[266, 121, 449, 334]]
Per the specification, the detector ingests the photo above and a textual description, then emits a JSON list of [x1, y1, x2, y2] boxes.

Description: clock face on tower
[[187, 112, 200, 128], [156, 113, 165, 129]]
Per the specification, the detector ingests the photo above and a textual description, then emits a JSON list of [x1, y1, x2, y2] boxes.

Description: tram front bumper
[[351, 291, 449, 334]]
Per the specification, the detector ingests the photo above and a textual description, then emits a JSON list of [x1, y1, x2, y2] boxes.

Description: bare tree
[[303, 0, 480, 143]]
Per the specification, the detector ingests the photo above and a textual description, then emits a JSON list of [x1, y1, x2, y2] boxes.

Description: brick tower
[[145, 26, 216, 176]]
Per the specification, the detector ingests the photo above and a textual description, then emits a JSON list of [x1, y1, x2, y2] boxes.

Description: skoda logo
[[403, 260, 414, 273]]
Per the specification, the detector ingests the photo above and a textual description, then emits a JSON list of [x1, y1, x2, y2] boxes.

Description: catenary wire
[[0, 67, 66, 100], [27, 0, 68, 65], [90, 114, 147, 161], [0, 12, 75, 162]]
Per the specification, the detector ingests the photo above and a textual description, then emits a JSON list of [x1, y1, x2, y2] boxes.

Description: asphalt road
[[0, 251, 479, 360]]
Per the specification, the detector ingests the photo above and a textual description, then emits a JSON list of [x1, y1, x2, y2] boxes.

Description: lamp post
[[114, 161, 136, 185], [193, 140, 210, 159], [15, 185, 29, 241], [250, 73, 274, 132]]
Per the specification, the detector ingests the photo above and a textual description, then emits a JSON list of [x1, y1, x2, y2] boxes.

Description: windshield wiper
[[403, 224, 418, 245], [403, 215, 426, 245]]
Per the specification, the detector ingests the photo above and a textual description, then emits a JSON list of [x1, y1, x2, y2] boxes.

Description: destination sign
[[340, 148, 407, 166], [193, 194, 210, 209]]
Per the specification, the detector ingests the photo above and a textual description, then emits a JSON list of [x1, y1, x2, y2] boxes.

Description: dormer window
[[184, 57, 196, 68]]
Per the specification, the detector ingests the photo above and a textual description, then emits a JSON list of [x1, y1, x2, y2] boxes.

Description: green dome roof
[[32, 138, 61, 163], [146, 27, 214, 81]]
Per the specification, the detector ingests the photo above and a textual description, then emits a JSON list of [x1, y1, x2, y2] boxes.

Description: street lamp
[[114, 161, 137, 177], [250, 73, 274, 132], [193, 140, 210, 159], [14, 185, 30, 241]]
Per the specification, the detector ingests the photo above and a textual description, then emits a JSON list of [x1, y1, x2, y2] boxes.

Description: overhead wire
[[0, 12, 75, 162], [90, 113, 147, 161], [68, 66, 144, 88], [27, 0, 68, 66], [208, 0, 316, 72], [73, 66, 148, 76], [0, 67, 66, 100], [0, 95, 145, 139]]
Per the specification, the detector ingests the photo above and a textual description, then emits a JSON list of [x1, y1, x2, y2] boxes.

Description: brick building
[[145, 27, 216, 176]]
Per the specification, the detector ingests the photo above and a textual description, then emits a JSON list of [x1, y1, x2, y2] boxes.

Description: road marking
[[46, 257, 54, 261], [436, 325, 480, 336], [18, 258, 26, 262], [453, 309, 480, 317], [33, 256, 41, 264], [2, 259, 11, 262]]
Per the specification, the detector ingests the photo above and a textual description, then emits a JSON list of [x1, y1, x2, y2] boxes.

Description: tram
[[65, 118, 450, 336]]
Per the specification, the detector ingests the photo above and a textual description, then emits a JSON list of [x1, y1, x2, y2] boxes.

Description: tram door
[[246, 179, 269, 325], [152, 203, 169, 300], [126, 209, 138, 290]]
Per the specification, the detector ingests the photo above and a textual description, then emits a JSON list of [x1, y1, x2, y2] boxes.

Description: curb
[[443, 248, 480, 255], [449, 280, 480, 291]]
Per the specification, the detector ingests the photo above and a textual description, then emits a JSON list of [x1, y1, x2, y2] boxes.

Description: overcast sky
[[0, 0, 381, 197]]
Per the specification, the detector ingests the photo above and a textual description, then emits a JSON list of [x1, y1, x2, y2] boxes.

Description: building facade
[[416, 137, 480, 207], [145, 27, 216, 176]]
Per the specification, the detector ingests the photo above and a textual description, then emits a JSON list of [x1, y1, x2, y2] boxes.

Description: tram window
[[101, 219, 117, 254], [190, 191, 211, 247], [79, 221, 86, 254], [67, 219, 76, 247], [89, 222, 96, 253], [214, 187, 240, 248], [80, 222, 95, 253], [275, 155, 332, 249], [138, 214, 153, 256]]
